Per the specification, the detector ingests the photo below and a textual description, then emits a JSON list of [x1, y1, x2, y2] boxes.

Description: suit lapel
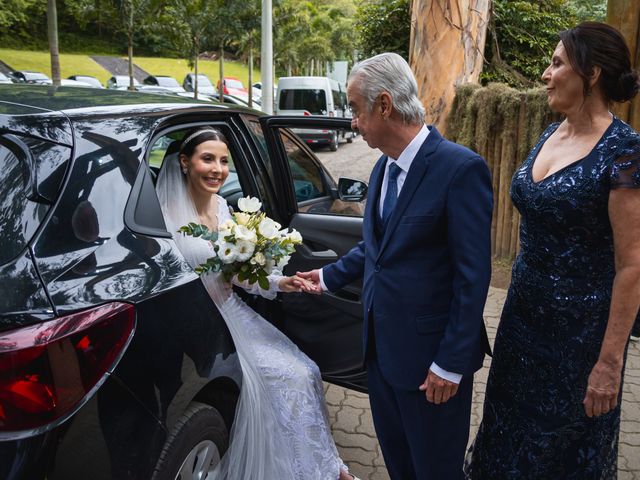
[[365, 155, 387, 251], [376, 127, 443, 259]]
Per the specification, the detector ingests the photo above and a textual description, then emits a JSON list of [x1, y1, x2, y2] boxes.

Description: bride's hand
[[278, 275, 321, 294]]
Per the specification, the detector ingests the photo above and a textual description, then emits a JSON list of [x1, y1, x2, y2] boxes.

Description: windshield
[[196, 75, 213, 87], [279, 89, 327, 115], [25, 72, 49, 81], [157, 77, 180, 87], [226, 79, 244, 89]]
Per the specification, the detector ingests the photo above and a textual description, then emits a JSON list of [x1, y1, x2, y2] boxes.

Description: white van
[[276, 76, 353, 151]]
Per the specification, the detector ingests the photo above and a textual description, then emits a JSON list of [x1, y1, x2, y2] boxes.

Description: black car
[[0, 85, 368, 480]]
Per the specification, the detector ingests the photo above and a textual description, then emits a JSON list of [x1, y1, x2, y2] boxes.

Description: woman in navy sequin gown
[[466, 22, 640, 479]]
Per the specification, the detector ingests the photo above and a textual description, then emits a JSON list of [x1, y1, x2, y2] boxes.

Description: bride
[[156, 127, 357, 480]]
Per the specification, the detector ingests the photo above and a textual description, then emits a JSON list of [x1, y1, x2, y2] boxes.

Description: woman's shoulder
[[607, 117, 640, 155]]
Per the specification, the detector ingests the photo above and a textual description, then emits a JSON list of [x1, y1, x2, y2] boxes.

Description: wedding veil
[[155, 138, 295, 479]]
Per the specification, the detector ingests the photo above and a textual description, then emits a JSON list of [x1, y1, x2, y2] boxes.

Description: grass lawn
[[0, 49, 112, 84], [0, 49, 262, 89]]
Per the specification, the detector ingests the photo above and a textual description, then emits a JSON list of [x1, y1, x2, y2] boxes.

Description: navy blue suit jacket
[[323, 127, 493, 390]]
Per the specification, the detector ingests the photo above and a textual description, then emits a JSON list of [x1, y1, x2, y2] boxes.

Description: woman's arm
[[584, 186, 640, 417]]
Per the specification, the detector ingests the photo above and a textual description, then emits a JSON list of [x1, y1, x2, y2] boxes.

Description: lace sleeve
[[610, 135, 640, 189]]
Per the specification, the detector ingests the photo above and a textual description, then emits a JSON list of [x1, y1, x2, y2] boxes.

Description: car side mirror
[[338, 177, 368, 202]]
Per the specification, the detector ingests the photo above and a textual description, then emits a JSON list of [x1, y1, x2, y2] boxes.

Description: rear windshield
[[279, 89, 327, 115], [0, 134, 70, 265]]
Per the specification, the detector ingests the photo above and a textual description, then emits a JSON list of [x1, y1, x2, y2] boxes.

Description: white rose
[[216, 241, 238, 263], [287, 230, 302, 244], [235, 239, 255, 262], [258, 217, 281, 239], [251, 251, 266, 266], [276, 255, 291, 269], [234, 212, 251, 225], [234, 224, 257, 243], [237, 196, 262, 213]]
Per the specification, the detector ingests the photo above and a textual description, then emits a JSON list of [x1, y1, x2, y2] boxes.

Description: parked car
[[0, 84, 367, 480], [217, 76, 248, 98], [143, 75, 186, 93], [276, 76, 354, 151], [106, 75, 140, 90], [182, 73, 217, 96], [68, 75, 103, 88], [8, 70, 50, 85], [0, 72, 13, 84]]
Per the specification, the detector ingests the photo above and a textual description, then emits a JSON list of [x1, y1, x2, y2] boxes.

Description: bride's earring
[[181, 166, 188, 175]]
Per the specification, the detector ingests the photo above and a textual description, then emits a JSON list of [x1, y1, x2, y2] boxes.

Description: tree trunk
[[410, 0, 491, 131], [128, 2, 135, 91], [219, 44, 225, 103], [607, 0, 640, 131], [248, 35, 254, 109], [287, 63, 292, 76], [47, 0, 60, 87], [194, 37, 200, 101]]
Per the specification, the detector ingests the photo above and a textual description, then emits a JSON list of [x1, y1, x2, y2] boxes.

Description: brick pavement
[[326, 287, 640, 480]]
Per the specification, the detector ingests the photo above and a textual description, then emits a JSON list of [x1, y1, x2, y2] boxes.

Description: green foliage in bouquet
[[179, 197, 303, 290]]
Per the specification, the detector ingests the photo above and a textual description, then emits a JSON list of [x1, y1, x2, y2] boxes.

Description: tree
[[355, 0, 411, 60], [482, 0, 576, 87], [566, 0, 607, 22], [115, 0, 155, 90], [47, 0, 60, 86], [161, 0, 219, 99]]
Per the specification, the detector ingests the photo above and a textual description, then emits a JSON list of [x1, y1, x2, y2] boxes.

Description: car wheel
[[329, 130, 339, 151], [346, 131, 353, 144], [153, 402, 229, 480]]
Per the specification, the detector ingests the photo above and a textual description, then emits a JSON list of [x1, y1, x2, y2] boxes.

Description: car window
[[0, 137, 59, 265], [278, 89, 327, 114], [278, 130, 327, 203]]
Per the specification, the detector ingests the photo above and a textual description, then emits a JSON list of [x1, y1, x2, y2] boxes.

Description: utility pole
[[261, 0, 273, 114]]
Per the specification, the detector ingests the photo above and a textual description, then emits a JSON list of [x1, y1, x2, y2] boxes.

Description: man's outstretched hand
[[296, 269, 323, 294]]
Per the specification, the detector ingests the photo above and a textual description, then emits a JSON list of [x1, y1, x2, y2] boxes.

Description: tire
[[329, 130, 338, 151], [153, 402, 229, 480], [346, 133, 353, 144]]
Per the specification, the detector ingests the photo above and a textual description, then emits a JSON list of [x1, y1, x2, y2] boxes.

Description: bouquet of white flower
[[179, 196, 303, 289]]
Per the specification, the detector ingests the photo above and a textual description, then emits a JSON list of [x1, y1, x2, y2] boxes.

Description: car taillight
[[0, 302, 135, 436], [303, 110, 311, 116]]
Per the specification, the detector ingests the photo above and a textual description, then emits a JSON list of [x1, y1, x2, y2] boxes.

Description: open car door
[[260, 115, 370, 392]]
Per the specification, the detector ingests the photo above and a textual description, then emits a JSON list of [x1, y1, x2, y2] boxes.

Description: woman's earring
[[181, 166, 188, 175]]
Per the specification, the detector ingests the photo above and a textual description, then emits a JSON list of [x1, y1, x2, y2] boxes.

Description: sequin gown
[[465, 117, 640, 479]]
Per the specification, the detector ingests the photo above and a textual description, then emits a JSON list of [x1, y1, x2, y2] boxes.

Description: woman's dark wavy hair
[[179, 127, 228, 157], [559, 22, 640, 103]]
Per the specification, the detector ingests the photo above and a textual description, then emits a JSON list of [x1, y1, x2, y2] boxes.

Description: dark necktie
[[382, 162, 402, 226]]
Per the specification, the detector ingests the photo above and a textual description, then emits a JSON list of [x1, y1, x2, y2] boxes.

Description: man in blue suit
[[299, 53, 493, 479]]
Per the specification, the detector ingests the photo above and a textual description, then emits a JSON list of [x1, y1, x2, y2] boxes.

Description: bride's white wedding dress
[[156, 157, 343, 479]]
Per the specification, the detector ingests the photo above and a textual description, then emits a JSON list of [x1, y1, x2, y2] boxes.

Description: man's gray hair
[[349, 52, 425, 125]]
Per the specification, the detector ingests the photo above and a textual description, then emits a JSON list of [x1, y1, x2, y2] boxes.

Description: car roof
[[0, 84, 257, 116]]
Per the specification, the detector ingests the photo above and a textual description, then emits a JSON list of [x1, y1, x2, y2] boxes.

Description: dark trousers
[[366, 355, 473, 480]]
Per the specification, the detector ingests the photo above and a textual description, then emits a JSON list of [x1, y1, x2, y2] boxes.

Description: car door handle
[[298, 243, 338, 259]]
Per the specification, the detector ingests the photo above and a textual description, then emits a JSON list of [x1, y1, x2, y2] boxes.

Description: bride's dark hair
[[179, 127, 228, 157]]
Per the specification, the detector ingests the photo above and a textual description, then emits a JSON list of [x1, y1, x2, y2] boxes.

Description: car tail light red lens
[[0, 302, 135, 436], [303, 110, 311, 116]]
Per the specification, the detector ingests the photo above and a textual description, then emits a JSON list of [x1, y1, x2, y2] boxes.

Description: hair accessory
[[181, 128, 221, 149]]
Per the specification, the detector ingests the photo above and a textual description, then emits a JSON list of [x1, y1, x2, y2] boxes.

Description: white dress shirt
[[320, 124, 462, 385]]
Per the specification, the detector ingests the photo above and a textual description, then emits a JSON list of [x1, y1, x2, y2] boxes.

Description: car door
[[258, 115, 369, 391]]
